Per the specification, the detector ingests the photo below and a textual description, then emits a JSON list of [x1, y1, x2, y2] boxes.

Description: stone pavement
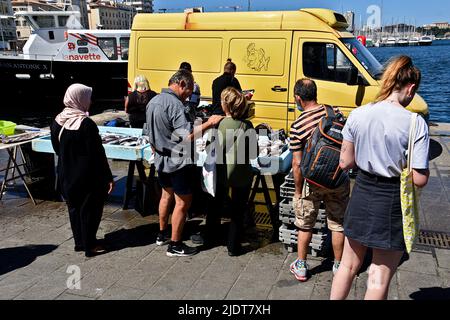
[[0, 123, 449, 300]]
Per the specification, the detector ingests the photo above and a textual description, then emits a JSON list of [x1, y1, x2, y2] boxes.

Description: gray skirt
[[344, 170, 406, 251]]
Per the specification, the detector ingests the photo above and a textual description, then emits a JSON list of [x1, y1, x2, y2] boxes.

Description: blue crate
[[250, 148, 292, 175]]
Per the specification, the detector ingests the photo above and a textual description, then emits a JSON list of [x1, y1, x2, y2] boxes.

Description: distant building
[[434, 22, 449, 29], [52, 0, 89, 28], [121, 0, 153, 13], [383, 23, 416, 34], [88, 1, 136, 29], [344, 11, 355, 32], [0, 0, 17, 49], [423, 22, 450, 30], [12, 0, 62, 42]]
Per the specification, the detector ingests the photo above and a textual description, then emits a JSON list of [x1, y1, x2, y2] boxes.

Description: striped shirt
[[289, 105, 342, 152]]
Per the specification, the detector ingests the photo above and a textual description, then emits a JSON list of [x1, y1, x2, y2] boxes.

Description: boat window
[[303, 42, 354, 83], [58, 16, 69, 27], [97, 37, 117, 60], [16, 74, 31, 80], [77, 40, 88, 46], [32, 15, 55, 28], [40, 73, 55, 80], [78, 47, 89, 54], [341, 38, 383, 80], [49, 31, 54, 40], [120, 37, 129, 60]]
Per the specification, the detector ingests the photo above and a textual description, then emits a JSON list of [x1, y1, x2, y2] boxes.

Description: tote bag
[[400, 113, 421, 253], [201, 130, 217, 197]]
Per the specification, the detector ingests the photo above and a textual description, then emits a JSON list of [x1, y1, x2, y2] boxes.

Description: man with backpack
[[289, 79, 350, 282]]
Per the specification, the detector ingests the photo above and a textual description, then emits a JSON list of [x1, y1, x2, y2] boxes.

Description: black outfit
[[127, 90, 157, 128], [211, 73, 242, 115], [344, 170, 405, 251], [51, 118, 113, 255], [206, 183, 252, 254]]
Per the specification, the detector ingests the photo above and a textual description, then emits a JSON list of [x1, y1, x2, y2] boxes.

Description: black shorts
[[157, 165, 195, 196]]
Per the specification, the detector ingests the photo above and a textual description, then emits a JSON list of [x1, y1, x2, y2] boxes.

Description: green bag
[[400, 113, 421, 253]]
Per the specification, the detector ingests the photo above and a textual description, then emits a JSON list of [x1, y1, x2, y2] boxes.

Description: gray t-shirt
[[144, 88, 193, 173], [342, 101, 429, 178]]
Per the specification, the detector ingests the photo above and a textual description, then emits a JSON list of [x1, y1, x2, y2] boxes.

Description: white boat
[[385, 37, 397, 47], [0, 10, 130, 118], [409, 37, 419, 46], [419, 36, 433, 46], [398, 38, 409, 46]]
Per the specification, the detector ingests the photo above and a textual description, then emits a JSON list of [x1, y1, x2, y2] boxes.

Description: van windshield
[[341, 38, 383, 80]]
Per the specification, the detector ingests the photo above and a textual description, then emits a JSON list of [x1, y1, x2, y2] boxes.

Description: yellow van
[[128, 8, 429, 131]]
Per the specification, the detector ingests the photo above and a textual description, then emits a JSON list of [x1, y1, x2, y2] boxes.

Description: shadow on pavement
[[0, 244, 57, 276], [410, 287, 450, 300], [309, 257, 334, 276], [103, 223, 160, 252], [103, 219, 204, 253]]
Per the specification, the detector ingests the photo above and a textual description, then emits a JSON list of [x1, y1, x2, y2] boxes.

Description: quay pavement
[[0, 121, 449, 300]]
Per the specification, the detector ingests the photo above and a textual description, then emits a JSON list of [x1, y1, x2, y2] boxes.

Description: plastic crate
[[0, 120, 16, 136], [279, 224, 330, 256]]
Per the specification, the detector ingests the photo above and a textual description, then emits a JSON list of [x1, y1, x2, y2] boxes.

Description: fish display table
[[32, 126, 149, 160], [1, 129, 50, 205], [32, 125, 292, 227], [32, 126, 152, 210]]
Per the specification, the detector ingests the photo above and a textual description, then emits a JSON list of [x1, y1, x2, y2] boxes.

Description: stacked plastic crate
[[278, 169, 329, 256]]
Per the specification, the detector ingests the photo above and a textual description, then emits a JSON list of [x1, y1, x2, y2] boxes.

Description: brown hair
[[224, 58, 236, 73], [221, 87, 248, 120], [376, 55, 421, 102]]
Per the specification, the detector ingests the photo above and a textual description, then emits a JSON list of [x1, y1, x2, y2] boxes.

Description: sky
[[152, 0, 450, 27]]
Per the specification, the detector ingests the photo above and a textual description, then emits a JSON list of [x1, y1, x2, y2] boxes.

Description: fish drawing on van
[[245, 43, 270, 72]]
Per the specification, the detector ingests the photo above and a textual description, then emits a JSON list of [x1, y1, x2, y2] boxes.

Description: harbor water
[[369, 39, 450, 123]]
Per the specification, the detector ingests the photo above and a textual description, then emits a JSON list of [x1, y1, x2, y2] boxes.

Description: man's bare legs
[[159, 187, 174, 233], [170, 193, 192, 242]]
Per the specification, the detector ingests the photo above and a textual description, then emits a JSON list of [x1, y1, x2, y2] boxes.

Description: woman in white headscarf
[[51, 83, 114, 257]]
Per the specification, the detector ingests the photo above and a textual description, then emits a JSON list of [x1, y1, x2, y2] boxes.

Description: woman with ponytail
[[330, 56, 430, 300]]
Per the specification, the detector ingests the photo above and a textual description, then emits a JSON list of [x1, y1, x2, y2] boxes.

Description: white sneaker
[[290, 259, 309, 282]]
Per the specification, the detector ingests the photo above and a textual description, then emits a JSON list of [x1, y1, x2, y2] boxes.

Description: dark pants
[[206, 183, 252, 253], [66, 187, 107, 254]]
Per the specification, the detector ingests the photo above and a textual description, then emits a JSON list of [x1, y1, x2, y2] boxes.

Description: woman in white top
[[330, 56, 430, 300]]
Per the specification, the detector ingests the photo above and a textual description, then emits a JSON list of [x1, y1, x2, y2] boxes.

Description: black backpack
[[300, 105, 349, 189]]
